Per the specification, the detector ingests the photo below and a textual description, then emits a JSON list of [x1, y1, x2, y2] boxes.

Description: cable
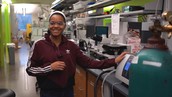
[[165, 0, 168, 11], [161, 0, 165, 14], [101, 69, 116, 97], [94, 70, 112, 97], [155, 0, 160, 18]]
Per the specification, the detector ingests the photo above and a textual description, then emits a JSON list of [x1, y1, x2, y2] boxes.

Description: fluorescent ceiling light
[[13, 4, 39, 14], [5, 0, 12, 3], [52, 0, 61, 5]]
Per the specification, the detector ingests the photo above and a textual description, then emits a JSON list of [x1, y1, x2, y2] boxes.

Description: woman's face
[[49, 14, 66, 37]]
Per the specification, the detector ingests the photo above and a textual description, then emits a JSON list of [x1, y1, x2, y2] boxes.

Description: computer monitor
[[95, 26, 108, 38], [115, 54, 135, 85], [85, 25, 95, 38], [140, 31, 153, 43]]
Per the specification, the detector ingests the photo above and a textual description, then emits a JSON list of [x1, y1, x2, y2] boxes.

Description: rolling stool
[[0, 89, 15, 97]]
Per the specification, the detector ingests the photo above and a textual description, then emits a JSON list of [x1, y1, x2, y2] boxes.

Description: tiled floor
[[0, 42, 39, 97]]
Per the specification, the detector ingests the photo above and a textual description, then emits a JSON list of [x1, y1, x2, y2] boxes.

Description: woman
[[26, 11, 127, 97]]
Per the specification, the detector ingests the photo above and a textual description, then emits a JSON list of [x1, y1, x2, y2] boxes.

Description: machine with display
[[115, 54, 135, 85]]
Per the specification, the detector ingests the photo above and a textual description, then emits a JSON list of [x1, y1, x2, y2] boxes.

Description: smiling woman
[[25, 10, 128, 97]]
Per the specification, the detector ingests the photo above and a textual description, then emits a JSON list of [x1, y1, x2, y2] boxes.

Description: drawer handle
[[79, 87, 84, 90]]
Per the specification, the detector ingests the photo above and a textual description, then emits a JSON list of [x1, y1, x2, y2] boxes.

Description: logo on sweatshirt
[[66, 49, 70, 54]]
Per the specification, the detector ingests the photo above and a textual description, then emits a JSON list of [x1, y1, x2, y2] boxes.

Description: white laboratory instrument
[[115, 54, 135, 85]]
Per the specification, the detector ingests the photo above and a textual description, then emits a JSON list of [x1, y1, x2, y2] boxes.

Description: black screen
[[141, 31, 152, 43], [86, 25, 95, 38], [95, 26, 108, 38]]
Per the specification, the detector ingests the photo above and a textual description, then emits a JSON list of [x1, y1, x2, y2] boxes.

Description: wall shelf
[[51, 0, 130, 12], [86, 0, 130, 11], [84, 10, 162, 19], [120, 10, 162, 16]]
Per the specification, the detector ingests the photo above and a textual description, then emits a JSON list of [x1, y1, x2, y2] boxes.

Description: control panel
[[115, 54, 135, 85]]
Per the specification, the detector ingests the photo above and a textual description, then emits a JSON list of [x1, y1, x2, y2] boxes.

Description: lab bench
[[74, 48, 129, 97]]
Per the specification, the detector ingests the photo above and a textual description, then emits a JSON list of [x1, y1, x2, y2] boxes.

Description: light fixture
[[14, 4, 39, 14], [5, 0, 12, 4], [52, 0, 61, 5], [22, 8, 26, 16]]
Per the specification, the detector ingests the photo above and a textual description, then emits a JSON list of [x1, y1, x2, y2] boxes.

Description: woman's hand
[[50, 61, 66, 71], [115, 52, 128, 64]]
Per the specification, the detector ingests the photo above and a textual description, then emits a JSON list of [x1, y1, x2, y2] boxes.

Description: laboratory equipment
[[115, 54, 135, 85]]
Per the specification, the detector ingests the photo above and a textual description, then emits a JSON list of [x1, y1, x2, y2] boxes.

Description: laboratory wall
[[0, 0, 11, 67], [0, 6, 3, 66]]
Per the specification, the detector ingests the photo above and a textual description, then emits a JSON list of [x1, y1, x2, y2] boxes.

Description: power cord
[[101, 69, 116, 97], [155, 0, 160, 17], [94, 70, 112, 97]]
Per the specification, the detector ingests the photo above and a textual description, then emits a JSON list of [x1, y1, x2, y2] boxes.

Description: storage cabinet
[[86, 71, 102, 97], [74, 65, 87, 97], [74, 65, 128, 97], [74, 65, 103, 97], [113, 89, 126, 97]]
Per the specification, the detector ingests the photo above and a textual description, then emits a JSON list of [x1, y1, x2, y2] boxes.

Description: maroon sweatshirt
[[26, 33, 116, 89]]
